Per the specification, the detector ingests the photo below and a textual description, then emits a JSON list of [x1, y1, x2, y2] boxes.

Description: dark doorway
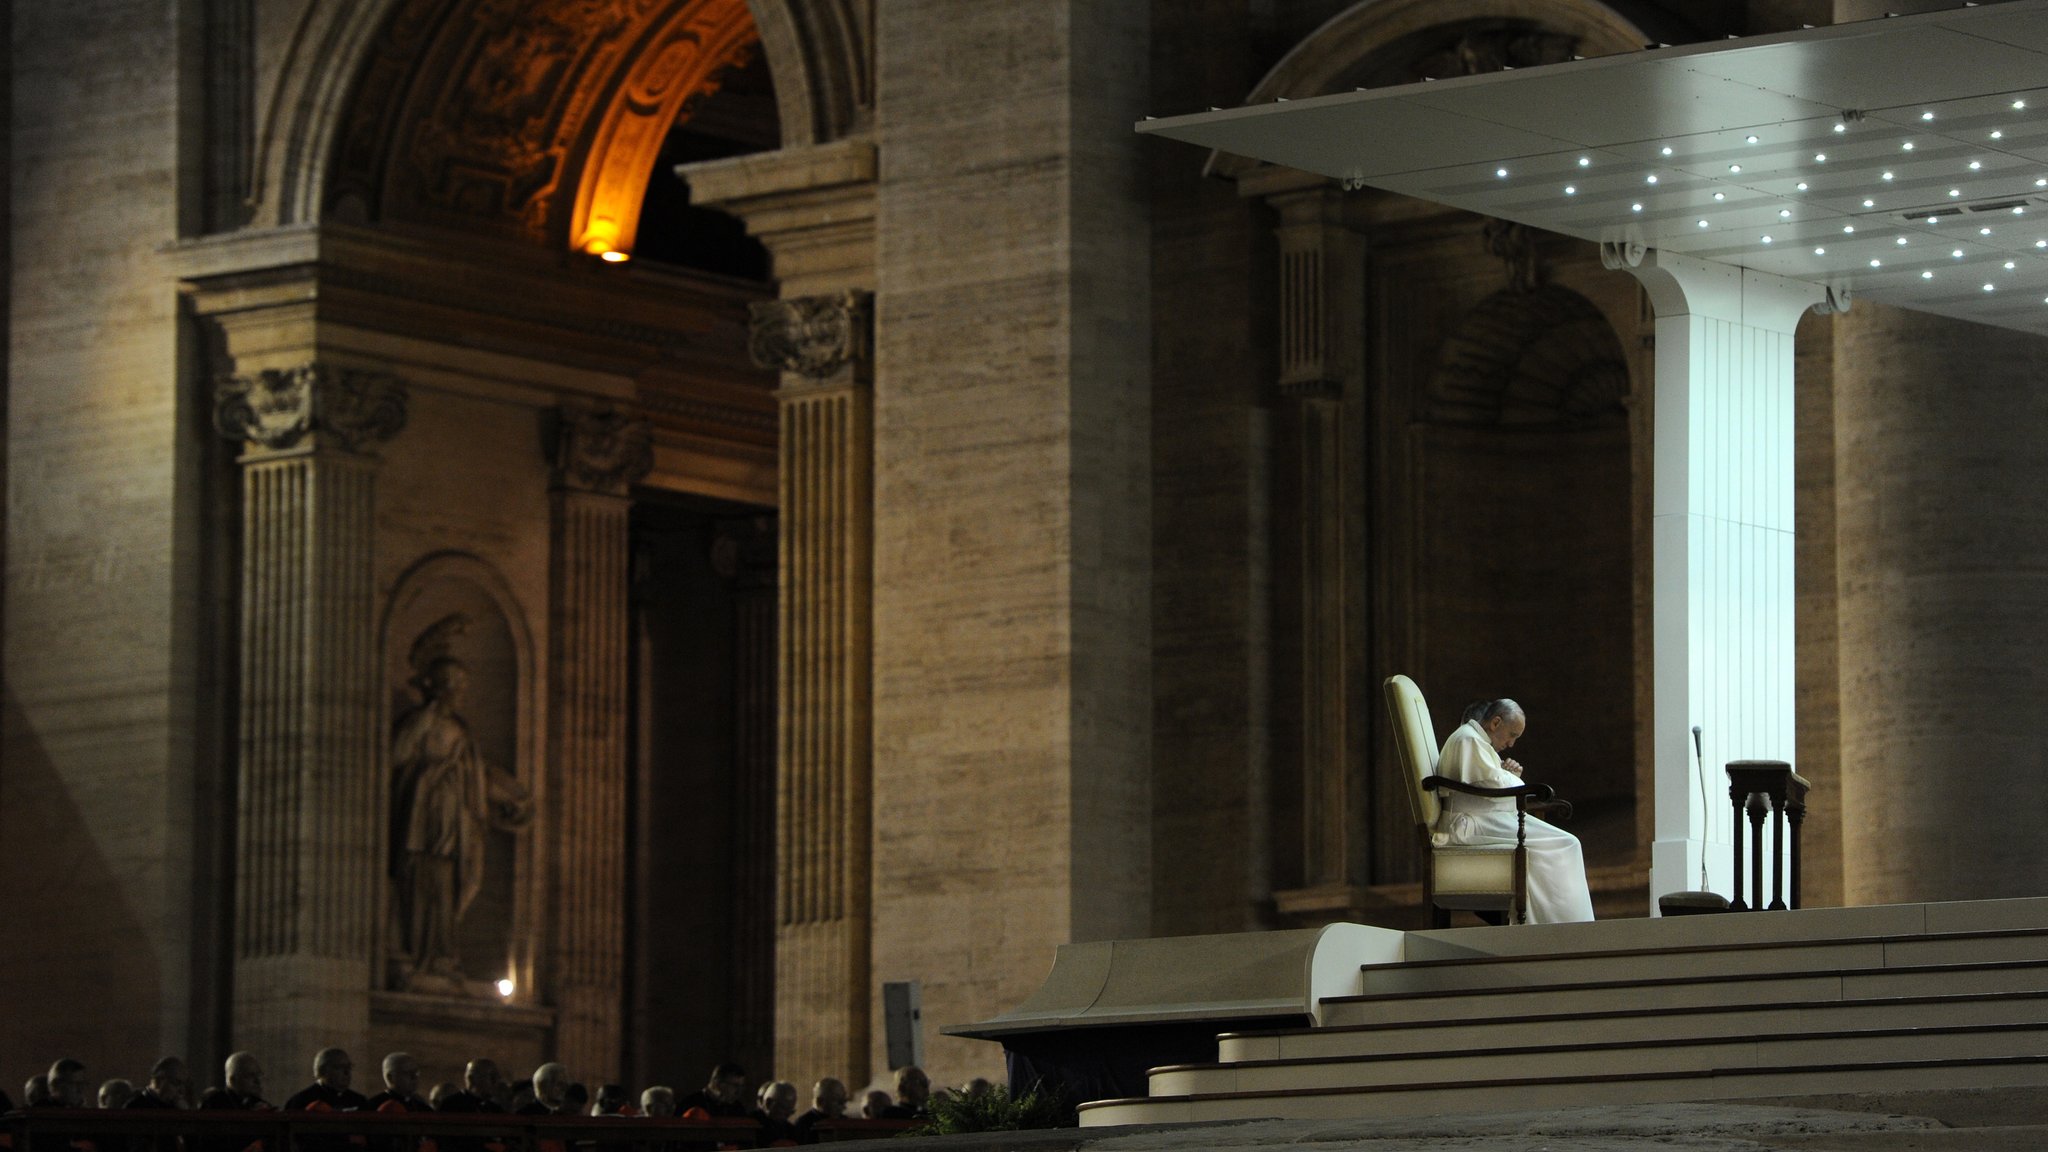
[[626, 493, 777, 1088], [1404, 285, 1637, 869]]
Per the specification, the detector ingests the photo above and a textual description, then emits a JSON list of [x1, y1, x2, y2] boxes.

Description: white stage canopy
[[1141, 0, 2048, 336]]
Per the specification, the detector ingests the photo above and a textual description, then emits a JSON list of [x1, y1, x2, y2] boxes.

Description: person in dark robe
[[198, 1053, 269, 1111], [282, 1049, 366, 1152], [791, 1078, 847, 1144], [674, 1063, 749, 1119], [879, 1067, 928, 1120], [44, 1059, 89, 1108], [197, 1054, 271, 1152], [514, 1065, 568, 1116], [97, 1080, 134, 1110], [22, 1075, 50, 1108], [283, 1048, 368, 1112], [432, 1060, 506, 1113], [124, 1059, 186, 1110], [364, 1054, 431, 1113]]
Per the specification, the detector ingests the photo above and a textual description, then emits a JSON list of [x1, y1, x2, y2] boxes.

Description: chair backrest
[[1382, 674, 1440, 832]]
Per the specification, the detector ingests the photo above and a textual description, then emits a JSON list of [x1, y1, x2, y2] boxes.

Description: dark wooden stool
[[1727, 760, 1810, 911]]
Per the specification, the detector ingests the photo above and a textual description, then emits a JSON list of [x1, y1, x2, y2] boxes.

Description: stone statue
[[390, 614, 532, 990]]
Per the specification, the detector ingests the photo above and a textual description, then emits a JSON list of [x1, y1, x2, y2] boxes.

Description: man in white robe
[[1435, 699, 1594, 924]]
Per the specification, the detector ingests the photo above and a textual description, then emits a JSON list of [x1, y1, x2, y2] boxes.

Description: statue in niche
[[389, 614, 533, 993]]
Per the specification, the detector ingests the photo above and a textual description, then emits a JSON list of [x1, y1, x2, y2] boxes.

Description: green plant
[[911, 1082, 1075, 1135]]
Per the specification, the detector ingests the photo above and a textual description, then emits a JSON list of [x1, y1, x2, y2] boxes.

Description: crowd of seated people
[[2, 1050, 982, 1145]]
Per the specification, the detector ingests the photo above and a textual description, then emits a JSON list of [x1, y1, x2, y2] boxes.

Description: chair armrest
[[1528, 797, 1573, 820], [1423, 776, 1556, 802]]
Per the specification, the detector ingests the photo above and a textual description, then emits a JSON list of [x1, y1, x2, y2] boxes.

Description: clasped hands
[[1502, 757, 1525, 779]]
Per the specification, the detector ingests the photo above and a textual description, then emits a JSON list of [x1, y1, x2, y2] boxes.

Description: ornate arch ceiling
[[328, 0, 758, 259]]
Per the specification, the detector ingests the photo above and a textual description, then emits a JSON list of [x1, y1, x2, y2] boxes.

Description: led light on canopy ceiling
[[1746, 135, 1760, 143], [1814, 246, 1827, 254], [1833, 123, 1847, 133], [1498, 168, 1509, 177]]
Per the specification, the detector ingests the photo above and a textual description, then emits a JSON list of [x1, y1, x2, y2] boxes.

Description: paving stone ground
[[867, 1089, 2048, 1152]]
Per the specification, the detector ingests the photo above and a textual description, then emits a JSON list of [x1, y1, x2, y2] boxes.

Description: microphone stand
[[1693, 725, 1710, 892]]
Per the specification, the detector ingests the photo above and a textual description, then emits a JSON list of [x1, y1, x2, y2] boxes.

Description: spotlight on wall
[[497, 978, 516, 998]]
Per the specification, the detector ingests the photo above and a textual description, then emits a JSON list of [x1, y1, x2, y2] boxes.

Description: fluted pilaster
[[752, 291, 871, 1089], [218, 362, 406, 1075], [547, 406, 650, 1082], [1266, 187, 1371, 920]]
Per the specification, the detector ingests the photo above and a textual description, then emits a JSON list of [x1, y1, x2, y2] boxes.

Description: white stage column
[[1605, 245, 1827, 909]]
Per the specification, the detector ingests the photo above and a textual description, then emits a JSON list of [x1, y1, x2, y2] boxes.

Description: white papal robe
[[1435, 719, 1595, 924]]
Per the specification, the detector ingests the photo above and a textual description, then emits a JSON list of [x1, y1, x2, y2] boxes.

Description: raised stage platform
[[951, 898, 2048, 1127]]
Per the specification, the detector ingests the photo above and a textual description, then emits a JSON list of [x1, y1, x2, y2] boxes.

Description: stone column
[[1264, 184, 1372, 920], [748, 291, 872, 1090], [1834, 302, 2048, 904], [546, 406, 651, 1082], [681, 139, 876, 1088], [215, 362, 407, 1074], [1606, 245, 1825, 906]]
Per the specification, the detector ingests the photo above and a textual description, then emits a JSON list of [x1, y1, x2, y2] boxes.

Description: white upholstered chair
[[1383, 673, 1561, 927]]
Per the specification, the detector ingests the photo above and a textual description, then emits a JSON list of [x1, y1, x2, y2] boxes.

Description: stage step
[[1076, 900, 2048, 1127], [1162, 1014, 2048, 1095], [1079, 1053, 2048, 1125], [1320, 948, 2048, 1027], [1225, 985, 2048, 1062]]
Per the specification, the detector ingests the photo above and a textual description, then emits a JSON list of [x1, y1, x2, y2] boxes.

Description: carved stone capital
[[552, 404, 653, 495], [748, 290, 871, 378], [214, 363, 409, 455]]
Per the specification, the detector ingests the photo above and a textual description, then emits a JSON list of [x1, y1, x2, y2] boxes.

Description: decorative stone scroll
[[551, 405, 654, 495], [748, 290, 871, 378], [214, 362, 408, 453]]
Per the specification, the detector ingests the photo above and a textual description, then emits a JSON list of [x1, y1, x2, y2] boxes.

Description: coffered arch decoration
[[1207, 0, 1670, 179], [1426, 285, 1631, 428], [322, 0, 755, 251], [262, 0, 868, 229]]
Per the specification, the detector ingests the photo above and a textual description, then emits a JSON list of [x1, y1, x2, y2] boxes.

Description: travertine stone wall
[[871, 0, 1153, 1080], [1834, 302, 2048, 905], [1793, 313, 1844, 908], [0, 0, 209, 1088], [1145, 0, 1275, 938]]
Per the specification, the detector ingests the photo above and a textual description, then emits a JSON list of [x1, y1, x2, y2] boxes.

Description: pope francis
[[1435, 699, 1595, 924]]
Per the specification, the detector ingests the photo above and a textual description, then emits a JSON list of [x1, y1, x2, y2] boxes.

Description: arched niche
[[1209, 0, 1665, 179], [252, 0, 869, 232], [1409, 285, 1637, 866], [379, 551, 541, 998]]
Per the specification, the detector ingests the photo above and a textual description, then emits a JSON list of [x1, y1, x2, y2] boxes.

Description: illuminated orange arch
[[569, 0, 759, 260]]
